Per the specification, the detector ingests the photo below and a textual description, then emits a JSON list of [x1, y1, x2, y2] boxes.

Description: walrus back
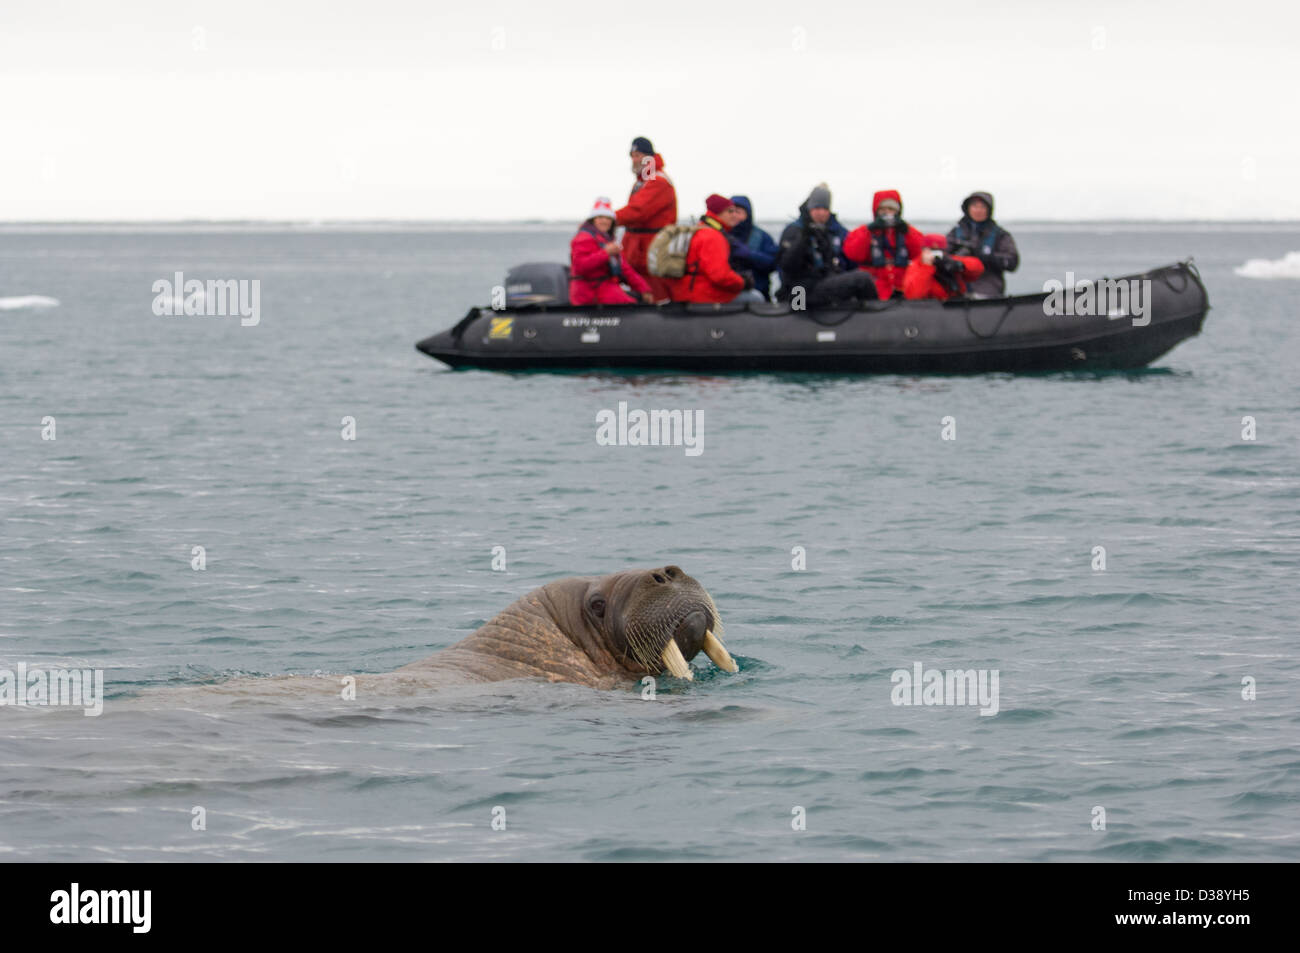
[[399, 589, 622, 688]]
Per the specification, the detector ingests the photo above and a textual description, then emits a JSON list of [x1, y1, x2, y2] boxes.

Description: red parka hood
[[872, 189, 903, 215], [638, 153, 666, 175]]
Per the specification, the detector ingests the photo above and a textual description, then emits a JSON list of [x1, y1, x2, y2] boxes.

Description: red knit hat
[[922, 233, 948, 250], [586, 196, 616, 220], [705, 194, 734, 216]]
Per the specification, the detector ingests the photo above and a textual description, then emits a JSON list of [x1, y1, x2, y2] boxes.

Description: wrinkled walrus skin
[[397, 565, 734, 688], [147, 566, 737, 702]]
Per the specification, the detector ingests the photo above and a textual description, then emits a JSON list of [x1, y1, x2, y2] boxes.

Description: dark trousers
[[808, 271, 879, 307]]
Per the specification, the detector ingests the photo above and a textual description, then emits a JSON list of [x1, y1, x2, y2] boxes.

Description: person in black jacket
[[946, 191, 1019, 297], [776, 183, 877, 307]]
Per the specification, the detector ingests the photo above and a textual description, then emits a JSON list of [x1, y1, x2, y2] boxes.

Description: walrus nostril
[[652, 572, 667, 584], [664, 566, 682, 579]]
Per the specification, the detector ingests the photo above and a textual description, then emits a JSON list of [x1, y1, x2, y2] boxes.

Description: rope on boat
[[965, 303, 1014, 340]]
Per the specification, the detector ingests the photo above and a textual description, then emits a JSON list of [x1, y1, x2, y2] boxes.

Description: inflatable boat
[[415, 260, 1209, 373]]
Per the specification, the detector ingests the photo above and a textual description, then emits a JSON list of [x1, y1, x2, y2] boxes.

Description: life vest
[[573, 222, 621, 284], [805, 225, 841, 275], [868, 222, 912, 269], [951, 220, 1002, 258]]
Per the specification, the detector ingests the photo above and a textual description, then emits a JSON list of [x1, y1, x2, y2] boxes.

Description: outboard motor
[[504, 262, 570, 307]]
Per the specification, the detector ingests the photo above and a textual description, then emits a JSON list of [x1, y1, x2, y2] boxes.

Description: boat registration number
[[563, 316, 621, 327]]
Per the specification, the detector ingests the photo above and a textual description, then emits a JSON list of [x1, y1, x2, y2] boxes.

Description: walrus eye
[[588, 596, 606, 619]]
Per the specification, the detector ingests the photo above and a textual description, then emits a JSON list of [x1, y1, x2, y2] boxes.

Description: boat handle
[[965, 303, 1014, 340], [450, 307, 482, 341], [1160, 268, 1190, 292]]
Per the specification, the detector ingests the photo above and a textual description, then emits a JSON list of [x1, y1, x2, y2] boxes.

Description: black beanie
[[631, 136, 655, 155]]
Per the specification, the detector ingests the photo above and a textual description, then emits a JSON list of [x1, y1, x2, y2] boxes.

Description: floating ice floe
[[0, 295, 60, 311], [1234, 250, 1300, 279]]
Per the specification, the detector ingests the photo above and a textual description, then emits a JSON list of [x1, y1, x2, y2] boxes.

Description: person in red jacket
[[615, 136, 677, 302], [568, 197, 653, 306], [902, 234, 984, 301], [844, 190, 925, 299], [669, 194, 750, 304]]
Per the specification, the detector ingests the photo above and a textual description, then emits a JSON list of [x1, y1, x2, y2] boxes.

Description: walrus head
[[559, 565, 737, 681]]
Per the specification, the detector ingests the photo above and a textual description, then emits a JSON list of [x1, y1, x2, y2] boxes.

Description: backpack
[[646, 224, 701, 278]]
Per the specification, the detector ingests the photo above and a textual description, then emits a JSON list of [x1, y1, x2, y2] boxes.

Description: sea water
[[0, 223, 1296, 861]]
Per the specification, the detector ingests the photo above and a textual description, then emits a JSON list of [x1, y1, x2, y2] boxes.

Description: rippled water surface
[[1, 223, 1297, 861]]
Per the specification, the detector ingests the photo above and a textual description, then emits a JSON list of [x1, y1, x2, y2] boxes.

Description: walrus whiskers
[[623, 620, 662, 672]]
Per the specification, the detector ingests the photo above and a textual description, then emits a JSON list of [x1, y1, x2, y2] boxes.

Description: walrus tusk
[[702, 630, 738, 673], [661, 640, 693, 680]]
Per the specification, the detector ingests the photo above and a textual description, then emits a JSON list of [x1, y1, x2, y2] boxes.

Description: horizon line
[[3, 217, 1300, 227]]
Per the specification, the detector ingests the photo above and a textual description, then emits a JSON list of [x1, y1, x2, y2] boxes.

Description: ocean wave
[[0, 295, 60, 310], [1234, 250, 1300, 279]]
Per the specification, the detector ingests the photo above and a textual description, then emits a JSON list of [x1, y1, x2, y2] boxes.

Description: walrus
[[394, 564, 736, 688], [141, 565, 737, 703]]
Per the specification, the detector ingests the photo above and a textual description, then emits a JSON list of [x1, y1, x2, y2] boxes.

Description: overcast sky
[[2, 0, 1297, 221]]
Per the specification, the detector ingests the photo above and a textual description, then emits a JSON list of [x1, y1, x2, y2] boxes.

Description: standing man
[[946, 191, 1019, 297], [615, 136, 678, 302]]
